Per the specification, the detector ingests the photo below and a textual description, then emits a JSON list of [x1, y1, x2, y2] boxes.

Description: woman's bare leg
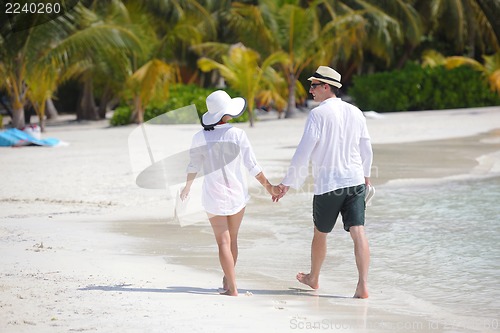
[[222, 208, 244, 290], [209, 208, 245, 296]]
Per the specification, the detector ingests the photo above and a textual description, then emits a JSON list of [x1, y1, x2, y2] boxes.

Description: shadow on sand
[[78, 284, 351, 299]]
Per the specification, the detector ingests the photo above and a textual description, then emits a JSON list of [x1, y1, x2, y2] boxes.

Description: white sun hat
[[201, 90, 246, 128], [308, 66, 342, 88]]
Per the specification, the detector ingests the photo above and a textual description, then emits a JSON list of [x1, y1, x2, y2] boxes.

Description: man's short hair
[[327, 84, 340, 95]]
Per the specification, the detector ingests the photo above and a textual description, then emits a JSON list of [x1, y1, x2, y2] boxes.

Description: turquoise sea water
[[368, 177, 500, 319], [238, 176, 500, 329]]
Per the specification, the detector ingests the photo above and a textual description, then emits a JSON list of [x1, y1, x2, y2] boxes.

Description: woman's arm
[[180, 172, 197, 200], [255, 172, 281, 197]]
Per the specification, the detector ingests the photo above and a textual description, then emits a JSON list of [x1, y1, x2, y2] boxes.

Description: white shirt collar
[[319, 97, 341, 106]]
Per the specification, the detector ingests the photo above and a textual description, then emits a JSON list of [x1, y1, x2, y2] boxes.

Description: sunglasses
[[310, 83, 323, 89]]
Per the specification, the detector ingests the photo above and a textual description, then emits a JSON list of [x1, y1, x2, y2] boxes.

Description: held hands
[[267, 184, 282, 198], [271, 184, 289, 202], [264, 182, 288, 202]]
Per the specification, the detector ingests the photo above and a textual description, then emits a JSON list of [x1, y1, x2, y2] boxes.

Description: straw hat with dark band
[[308, 66, 342, 88]]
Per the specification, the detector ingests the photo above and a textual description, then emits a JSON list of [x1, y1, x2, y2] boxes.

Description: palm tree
[[223, 0, 327, 118], [128, 0, 216, 83], [414, 0, 500, 57], [313, 0, 369, 80], [117, 0, 216, 123], [127, 59, 176, 124], [218, 0, 416, 118], [315, 0, 423, 79], [0, 1, 140, 130], [24, 64, 59, 131], [347, 0, 423, 70], [197, 43, 289, 126]]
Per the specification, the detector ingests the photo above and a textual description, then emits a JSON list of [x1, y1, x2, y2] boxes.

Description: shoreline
[[1, 106, 499, 332]]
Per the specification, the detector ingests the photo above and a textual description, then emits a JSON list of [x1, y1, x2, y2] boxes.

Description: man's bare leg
[[297, 227, 327, 289], [350, 225, 370, 298]]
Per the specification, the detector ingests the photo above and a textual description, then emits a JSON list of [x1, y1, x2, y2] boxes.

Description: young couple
[[181, 66, 373, 298]]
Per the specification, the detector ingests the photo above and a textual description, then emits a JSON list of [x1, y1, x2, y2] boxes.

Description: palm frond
[[261, 51, 290, 70], [421, 49, 446, 67], [191, 42, 232, 61], [483, 52, 500, 93], [226, 2, 277, 54], [197, 57, 236, 83], [444, 56, 483, 71], [488, 70, 500, 94], [483, 52, 500, 75], [46, 24, 142, 70], [129, 58, 175, 104]]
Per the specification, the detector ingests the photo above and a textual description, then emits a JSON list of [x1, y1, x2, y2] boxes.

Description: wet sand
[[372, 129, 500, 184]]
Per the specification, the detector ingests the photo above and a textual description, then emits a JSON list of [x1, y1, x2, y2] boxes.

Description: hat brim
[[202, 97, 246, 128], [307, 76, 342, 88]]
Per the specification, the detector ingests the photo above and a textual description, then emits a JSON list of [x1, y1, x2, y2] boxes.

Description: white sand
[[1, 105, 499, 332]]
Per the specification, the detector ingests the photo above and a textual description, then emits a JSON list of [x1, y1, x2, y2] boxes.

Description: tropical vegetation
[[0, 0, 498, 130], [350, 63, 500, 112]]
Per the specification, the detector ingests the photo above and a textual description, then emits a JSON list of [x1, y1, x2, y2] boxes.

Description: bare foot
[[222, 276, 228, 291], [353, 281, 369, 299], [219, 277, 237, 296], [220, 288, 238, 296], [296, 272, 319, 290]]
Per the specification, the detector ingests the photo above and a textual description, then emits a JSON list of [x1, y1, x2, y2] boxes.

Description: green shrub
[[349, 63, 500, 112], [109, 106, 132, 126], [110, 84, 249, 126]]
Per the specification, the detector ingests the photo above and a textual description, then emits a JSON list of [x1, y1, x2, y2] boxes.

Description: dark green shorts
[[313, 184, 366, 233]]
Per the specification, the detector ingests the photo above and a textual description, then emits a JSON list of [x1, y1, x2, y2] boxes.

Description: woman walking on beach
[[180, 90, 278, 296]]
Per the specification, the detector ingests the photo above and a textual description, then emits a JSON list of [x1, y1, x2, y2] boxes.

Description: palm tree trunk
[[37, 103, 47, 133], [247, 98, 254, 127], [343, 62, 358, 83], [285, 73, 296, 119], [396, 44, 416, 69], [9, 83, 26, 129], [76, 76, 99, 121], [12, 107, 25, 129], [130, 95, 144, 124], [45, 98, 59, 120], [476, 0, 500, 42], [97, 86, 115, 119], [463, 0, 476, 58]]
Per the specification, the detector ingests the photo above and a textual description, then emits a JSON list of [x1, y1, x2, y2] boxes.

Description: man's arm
[[359, 137, 373, 180], [281, 114, 319, 189]]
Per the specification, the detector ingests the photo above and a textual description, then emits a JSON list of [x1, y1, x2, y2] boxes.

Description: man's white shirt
[[282, 97, 373, 195]]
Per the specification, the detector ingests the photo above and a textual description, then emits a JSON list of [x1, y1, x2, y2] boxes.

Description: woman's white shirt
[[187, 124, 262, 215]]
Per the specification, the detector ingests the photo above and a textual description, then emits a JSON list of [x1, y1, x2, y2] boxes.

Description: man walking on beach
[[276, 66, 373, 298]]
